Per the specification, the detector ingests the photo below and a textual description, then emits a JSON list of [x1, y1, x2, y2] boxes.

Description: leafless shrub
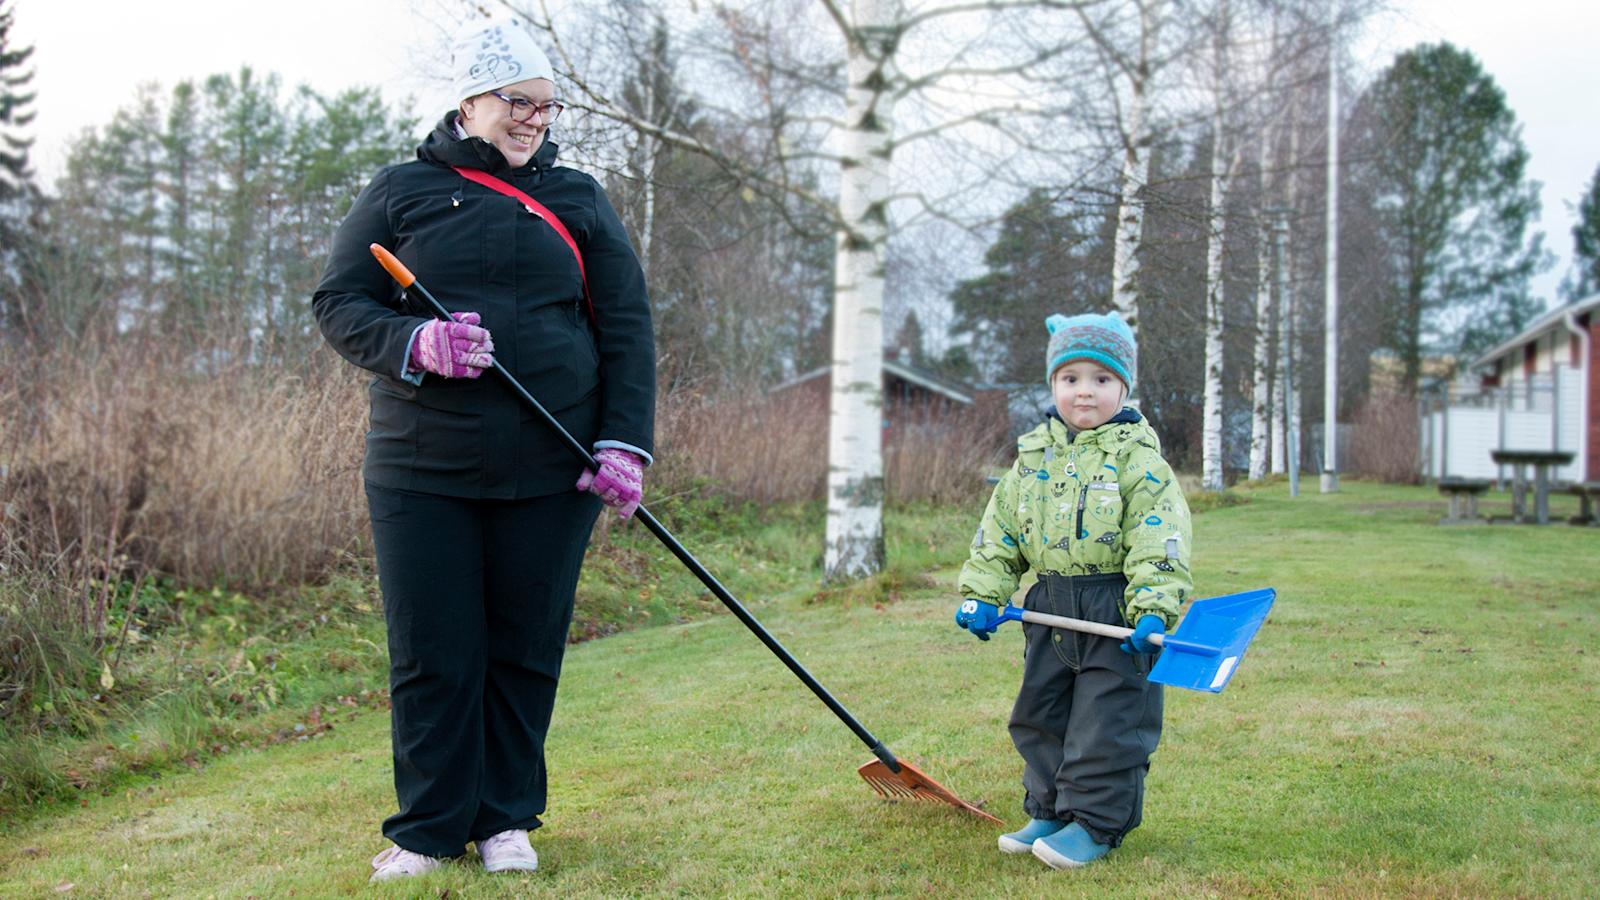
[[651, 388, 828, 504], [1350, 389, 1420, 483], [651, 386, 1006, 506], [1, 334, 368, 606], [1, 332, 1003, 651]]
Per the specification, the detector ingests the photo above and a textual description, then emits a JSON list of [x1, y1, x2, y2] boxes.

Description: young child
[[954, 311, 1192, 869]]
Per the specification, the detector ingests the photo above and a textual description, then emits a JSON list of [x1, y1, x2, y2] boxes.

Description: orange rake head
[[858, 757, 1002, 825]]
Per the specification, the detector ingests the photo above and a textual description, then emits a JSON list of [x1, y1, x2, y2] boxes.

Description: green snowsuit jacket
[[958, 408, 1193, 628]]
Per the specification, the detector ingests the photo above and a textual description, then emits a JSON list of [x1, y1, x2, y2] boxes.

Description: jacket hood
[[1016, 406, 1151, 456], [417, 111, 560, 176]]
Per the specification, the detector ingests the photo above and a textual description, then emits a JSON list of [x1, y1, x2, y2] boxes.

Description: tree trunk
[[1249, 130, 1274, 481], [635, 26, 662, 281], [1273, 114, 1302, 476], [1109, 3, 1159, 341], [1201, 131, 1227, 491], [639, 133, 657, 280], [824, 1, 897, 582], [1201, 3, 1229, 493]]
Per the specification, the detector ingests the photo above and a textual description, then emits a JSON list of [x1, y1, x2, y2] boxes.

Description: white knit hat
[[451, 20, 555, 104]]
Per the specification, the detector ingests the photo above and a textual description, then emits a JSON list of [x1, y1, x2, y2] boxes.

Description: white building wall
[[1557, 365, 1585, 481], [1422, 366, 1586, 482], [1444, 409, 1501, 479]]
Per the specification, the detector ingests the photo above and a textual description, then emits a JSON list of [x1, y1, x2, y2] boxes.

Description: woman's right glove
[[954, 599, 1003, 641], [576, 448, 646, 520], [410, 312, 494, 378]]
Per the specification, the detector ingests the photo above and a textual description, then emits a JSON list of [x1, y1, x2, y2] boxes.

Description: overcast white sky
[[13, 0, 1600, 302]]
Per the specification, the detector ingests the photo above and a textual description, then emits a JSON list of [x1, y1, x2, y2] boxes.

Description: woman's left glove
[[1120, 614, 1166, 655], [576, 448, 645, 519]]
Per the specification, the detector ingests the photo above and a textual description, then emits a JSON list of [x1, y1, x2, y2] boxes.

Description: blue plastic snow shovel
[[994, 588, 1276, 692]]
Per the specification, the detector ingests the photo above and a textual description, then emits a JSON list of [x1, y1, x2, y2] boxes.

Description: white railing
[[1419, 365, 1585, 482]]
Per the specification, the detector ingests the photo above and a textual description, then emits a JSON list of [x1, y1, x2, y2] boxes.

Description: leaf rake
[[370, 244, 998, 826]]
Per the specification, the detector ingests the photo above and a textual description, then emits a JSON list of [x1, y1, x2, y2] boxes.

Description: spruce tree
[[1569, 164, 1600, 300], [948, 189, 1115, 384], [1345, 43, 1544, 385]]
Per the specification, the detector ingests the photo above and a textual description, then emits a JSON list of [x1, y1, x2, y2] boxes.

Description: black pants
[[1009, 573, 1163, 847], [365, 482, 602, 858]]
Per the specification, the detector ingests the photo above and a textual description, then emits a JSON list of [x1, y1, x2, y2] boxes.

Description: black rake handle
[[367, 244, 903, 773]]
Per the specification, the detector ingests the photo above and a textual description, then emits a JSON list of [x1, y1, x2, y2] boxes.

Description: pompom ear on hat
[[451, 20, 555, 104], [1044, 311, 1137, 391]]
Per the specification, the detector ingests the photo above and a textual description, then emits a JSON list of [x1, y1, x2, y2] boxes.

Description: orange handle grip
[[368, 243, 415, 288]]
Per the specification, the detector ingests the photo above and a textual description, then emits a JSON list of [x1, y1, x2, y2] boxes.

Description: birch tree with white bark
[[1074, 0, 1174, 342], [1247, 124, 1275, 480], [1199, 0, 1237, 492], [817, 0, 899, 579]]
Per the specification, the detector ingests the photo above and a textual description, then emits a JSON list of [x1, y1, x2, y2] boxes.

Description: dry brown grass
[[1, 336, 369, 609], [1, 337, 1004, 642], [0, 333, 1006, 749], [1350, 389, 1421, 483], [653, 388, 1006, 506], [652, 389, 827, 503]]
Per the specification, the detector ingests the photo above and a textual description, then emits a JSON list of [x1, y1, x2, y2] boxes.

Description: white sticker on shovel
[[1210, 656, 1239, 690]]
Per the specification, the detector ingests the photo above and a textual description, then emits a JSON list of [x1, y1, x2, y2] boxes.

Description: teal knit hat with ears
[[1045, 311, 1137, 390]]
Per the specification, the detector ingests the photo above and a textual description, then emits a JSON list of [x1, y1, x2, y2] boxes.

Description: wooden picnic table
[[1490, 449, 1575, 524]]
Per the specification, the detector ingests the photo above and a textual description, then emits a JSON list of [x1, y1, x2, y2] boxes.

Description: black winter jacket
[[313, 113, 655, 499]]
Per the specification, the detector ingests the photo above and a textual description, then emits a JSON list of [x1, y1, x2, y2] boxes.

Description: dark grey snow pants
[[1009, 572, 1163, 847]]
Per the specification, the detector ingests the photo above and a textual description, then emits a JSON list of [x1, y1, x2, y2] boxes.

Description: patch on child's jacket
[[971, 527, 984, 549], [1165, 535, 1181, 559]]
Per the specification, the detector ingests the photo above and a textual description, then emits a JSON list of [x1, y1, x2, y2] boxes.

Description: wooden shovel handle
[[1017, 609, 1165, 647]]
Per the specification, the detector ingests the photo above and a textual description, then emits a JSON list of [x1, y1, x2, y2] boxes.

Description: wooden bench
[[1568, 482, 1600, 526], [1437, 477, 1491, 524]]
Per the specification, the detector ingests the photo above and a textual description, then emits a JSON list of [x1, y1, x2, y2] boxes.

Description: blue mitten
[[1120, 614, 1165, 655], [954, 599, 1003, 641]]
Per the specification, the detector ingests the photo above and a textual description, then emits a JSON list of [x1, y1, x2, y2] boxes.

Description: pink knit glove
[[410, 312, 494, 379], [576, 448, 645, 519]]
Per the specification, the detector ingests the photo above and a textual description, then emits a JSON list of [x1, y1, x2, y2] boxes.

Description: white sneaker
[[478, 828, 539, 873], [369, 843, 445, 882]]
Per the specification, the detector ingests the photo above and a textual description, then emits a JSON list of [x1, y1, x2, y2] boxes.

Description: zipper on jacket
[[1076, 480, 1089, 541]]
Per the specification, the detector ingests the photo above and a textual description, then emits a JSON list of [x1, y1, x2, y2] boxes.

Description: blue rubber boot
[[1031, 822, 1112, 869], [997, 817, 1066, 855]]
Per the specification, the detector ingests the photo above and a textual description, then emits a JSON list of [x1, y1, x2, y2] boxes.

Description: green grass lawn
[[1, 480, 1596, 897]]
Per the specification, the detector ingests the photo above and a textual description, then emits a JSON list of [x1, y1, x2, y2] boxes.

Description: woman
[[311, 20, 654, 882]]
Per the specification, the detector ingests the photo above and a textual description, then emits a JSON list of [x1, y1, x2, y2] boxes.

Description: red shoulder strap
[[452, 166, 594, 323]]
